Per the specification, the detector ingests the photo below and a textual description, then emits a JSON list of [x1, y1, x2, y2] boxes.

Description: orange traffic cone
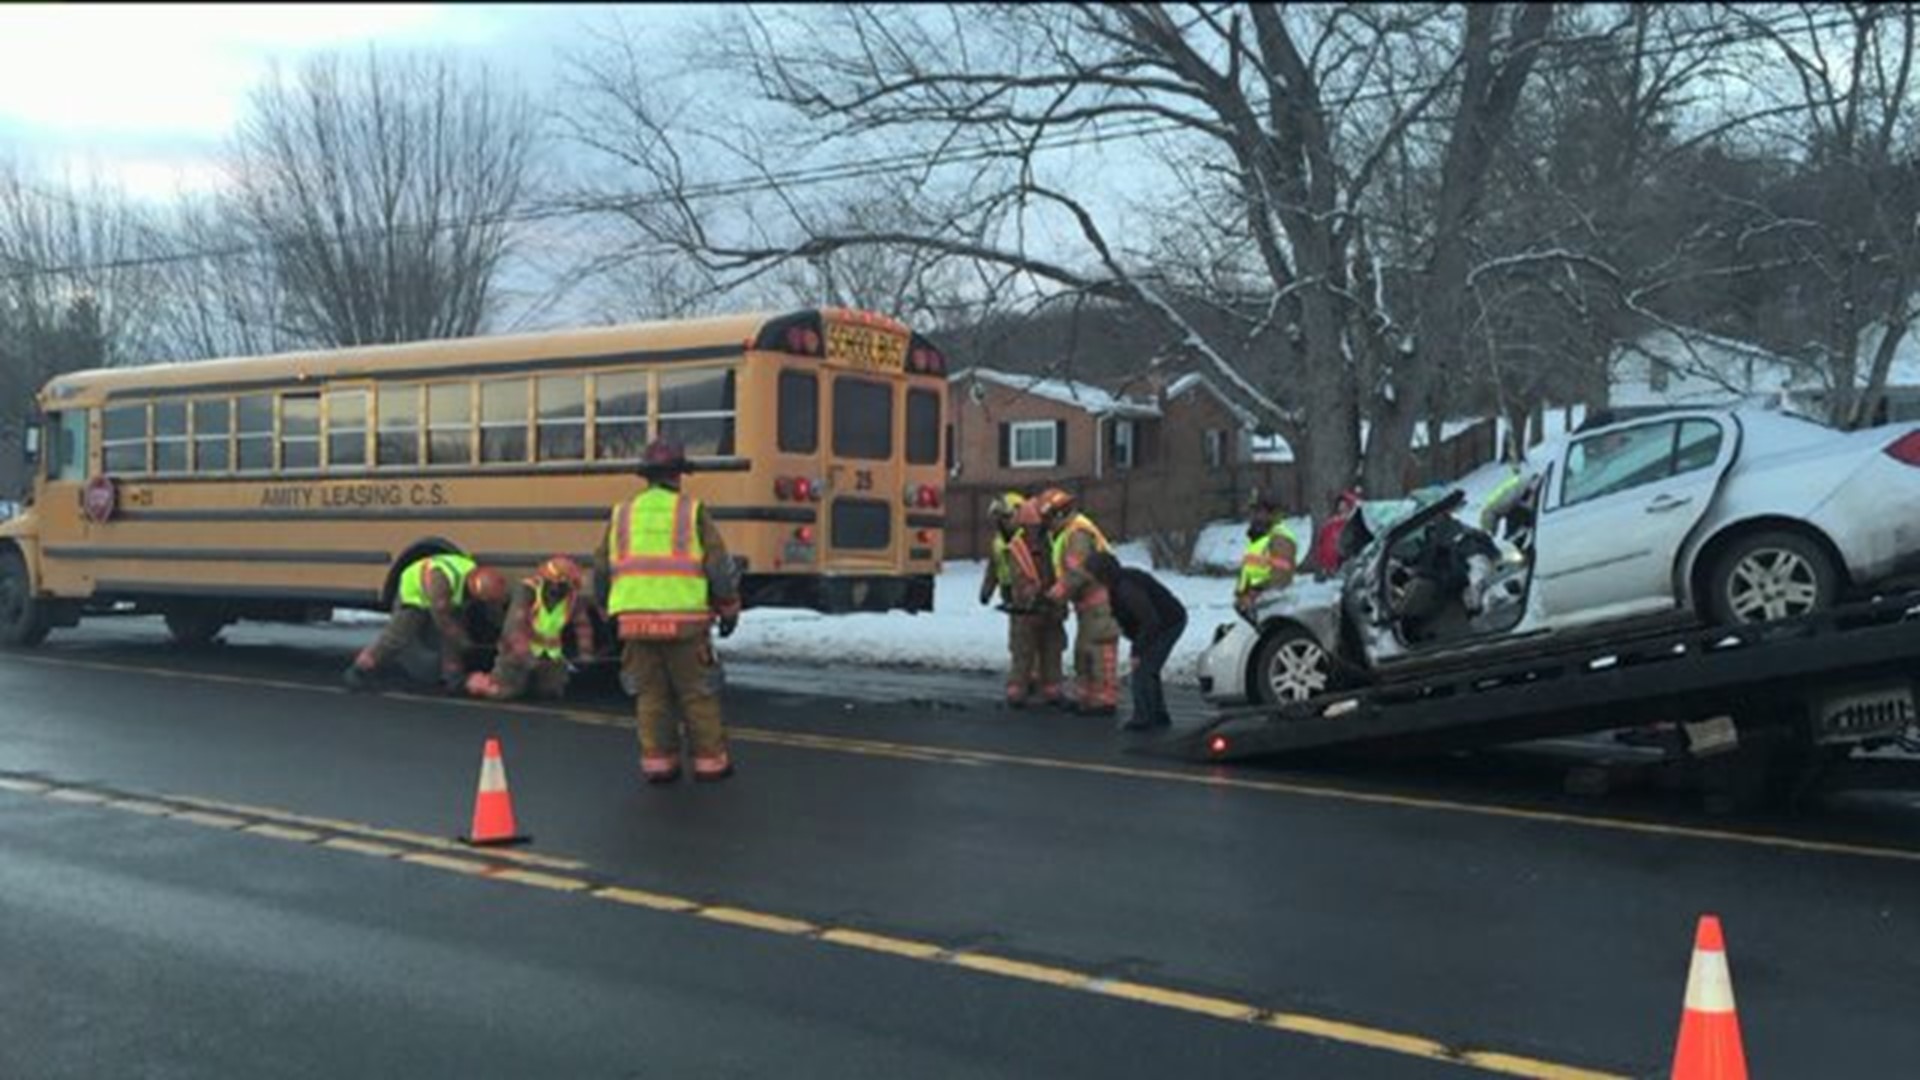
[[1670, 914, 1747, 1080], [459, 737, 530, 847]]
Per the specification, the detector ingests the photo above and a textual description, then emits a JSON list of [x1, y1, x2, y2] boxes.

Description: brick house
[[944, 366, 1294, 557]]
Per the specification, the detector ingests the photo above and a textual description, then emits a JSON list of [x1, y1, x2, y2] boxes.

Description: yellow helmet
[[988, 491, 1026, 521]]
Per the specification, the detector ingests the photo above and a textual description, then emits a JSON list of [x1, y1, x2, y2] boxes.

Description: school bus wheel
[[0, 546, 50, 649]]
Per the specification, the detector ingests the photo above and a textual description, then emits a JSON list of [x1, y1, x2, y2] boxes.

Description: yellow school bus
[[0, 308, 949, 647]]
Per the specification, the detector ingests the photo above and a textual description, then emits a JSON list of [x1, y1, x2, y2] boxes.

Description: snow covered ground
[[331, 519, 1316, 686]]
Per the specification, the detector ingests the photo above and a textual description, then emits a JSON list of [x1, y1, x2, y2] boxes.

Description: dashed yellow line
[[12, 649, 1920, 867], [0, 769, 1629, 1078]]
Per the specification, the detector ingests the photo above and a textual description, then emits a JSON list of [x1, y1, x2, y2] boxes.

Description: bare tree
[[146, 194, 293, 361], [564, 3, 1558, 500], [229, 50, 539, 347]]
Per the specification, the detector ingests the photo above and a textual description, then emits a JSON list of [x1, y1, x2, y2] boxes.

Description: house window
[[1009, 420, 1059, 468], [1111, 419, 1136, 470], [1204, 429, 1229, 468]]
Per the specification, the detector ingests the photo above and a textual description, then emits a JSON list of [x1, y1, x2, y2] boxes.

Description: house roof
[[950, 367, 1160, 418], [1609, 326, 1809, 409], [1165, 371, 1261, 430]]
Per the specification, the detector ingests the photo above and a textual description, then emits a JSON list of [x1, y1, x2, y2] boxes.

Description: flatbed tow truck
[[1159, 591, 1920, 807]]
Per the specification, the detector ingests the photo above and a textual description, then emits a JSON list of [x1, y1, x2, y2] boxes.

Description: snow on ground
[[721, 538, 1246, 686]]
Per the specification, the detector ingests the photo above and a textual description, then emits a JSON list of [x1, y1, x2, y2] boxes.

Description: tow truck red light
[[1208, 735, 1229, 756]]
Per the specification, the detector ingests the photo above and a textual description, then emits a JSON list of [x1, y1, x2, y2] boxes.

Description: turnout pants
[[1071, 604, 1122, 712], [357, 601, 461, 684], [1006, 613, 1065, 704], [622, 637, 729, 777], [484, 656, 571, 701]]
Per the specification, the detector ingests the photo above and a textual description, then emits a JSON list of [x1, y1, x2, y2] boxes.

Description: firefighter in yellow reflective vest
[[344, 553, 509, 692], [465, 556, 599, 701], [977, 492, 1060, 707], [1236, 490, 1299, 615], [594, 440, 742, 785], [1033, 488, 1121, 715]]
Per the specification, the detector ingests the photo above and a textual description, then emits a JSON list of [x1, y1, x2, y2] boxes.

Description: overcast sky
[[0, 3, 716, 202]]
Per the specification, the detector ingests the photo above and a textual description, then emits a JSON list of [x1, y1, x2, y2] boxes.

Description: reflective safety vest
[[991, 531, 1042, 600], [607, 487, 709, 626], [527, 582, 575, 662], [1239, 522, 1299, 594], [1050, 513, 1111, 581], [399, 554, 475, 611]]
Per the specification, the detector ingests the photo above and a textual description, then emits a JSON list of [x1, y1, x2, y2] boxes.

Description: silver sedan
[[1201, 407, 1920, 706]]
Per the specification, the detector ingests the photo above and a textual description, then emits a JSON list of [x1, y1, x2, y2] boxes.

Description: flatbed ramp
[[1159, 594, 1920, 764]]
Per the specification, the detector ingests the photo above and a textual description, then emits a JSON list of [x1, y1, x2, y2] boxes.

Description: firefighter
[[595, 439, 742, 785], [343, 552, 509, 692], [1034, 488, 1121, 716], [1479, 463, 1542, 548], [978, 492, 1057, 707], [1236, 490, 1299, 615], [464, 556, 598, 702]]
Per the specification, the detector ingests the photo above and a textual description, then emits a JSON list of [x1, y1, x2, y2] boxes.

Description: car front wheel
[[1706, 531, 1838, 625], [1250, 625, 1336, 706]]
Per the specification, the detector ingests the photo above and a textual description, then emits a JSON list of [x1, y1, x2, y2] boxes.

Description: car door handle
[[1646, 494, 1692, 513]]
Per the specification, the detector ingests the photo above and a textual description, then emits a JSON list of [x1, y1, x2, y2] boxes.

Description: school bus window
[[376, 384, 421, 467], [103, 403, 149, 475], [236, 394, 274, 472], [50, 410, 88, 483], [906, 388, 940, 465], [778, 370, 818, 453], [537, 374, 586, 462], [833, 378, 891, 460], [193, 399, 231, 473], [281, 394, 321, 471], [428, 383, 474, 466], [327, 389, 368, 469], [594, 370, 649, 462], [153, 401, 189, 474], [480, 378, 530, 464], [658, 368, 735, 456]]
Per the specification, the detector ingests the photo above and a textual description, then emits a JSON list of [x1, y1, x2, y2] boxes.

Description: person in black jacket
[[1086, 551, 1188, 731]]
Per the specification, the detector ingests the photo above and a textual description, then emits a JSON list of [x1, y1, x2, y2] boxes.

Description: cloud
[[0, 4, 457, 139]]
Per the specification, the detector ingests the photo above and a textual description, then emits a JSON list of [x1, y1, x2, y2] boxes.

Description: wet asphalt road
[[3, 618, 1919, 1078]]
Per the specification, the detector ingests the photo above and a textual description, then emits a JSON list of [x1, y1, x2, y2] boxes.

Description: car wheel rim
[[1268, 640, 1330, 702], [1728, 548, 1819, 622]]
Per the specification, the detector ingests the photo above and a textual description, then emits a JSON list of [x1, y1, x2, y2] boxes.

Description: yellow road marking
[[321, 836, 405, 858], [166, 793, 587, 871], [45, 787, 112, 805], [244, 823, 324, 843], [593, 886, 700, 913], [1, 772, 1629, 1079], [172, 809, 248, 829], [950, 953, 1091, 990], [818, 928, 945, 960], [399, 852, 492, 875], [14, 651, 1918, 868], [698, 907, 819, 935], [489, 868, 590, 893]]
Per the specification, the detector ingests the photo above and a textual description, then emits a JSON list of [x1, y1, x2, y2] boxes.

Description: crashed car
[[1200, 407, 1920, 705]]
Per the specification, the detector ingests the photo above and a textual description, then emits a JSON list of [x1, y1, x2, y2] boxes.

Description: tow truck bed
[[1163, 593, 1920, 764]]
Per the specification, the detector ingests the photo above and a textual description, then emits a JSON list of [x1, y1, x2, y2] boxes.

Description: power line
[[0, 6, 1870, 286]]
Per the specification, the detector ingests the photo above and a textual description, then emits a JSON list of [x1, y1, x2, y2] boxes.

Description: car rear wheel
[[1706, 531, 1838, 625], [0, 548, 50, 648], [1250, 625, 1335, 706]]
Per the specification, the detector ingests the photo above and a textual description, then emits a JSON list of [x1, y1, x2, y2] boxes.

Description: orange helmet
[[537, 555, 584, 590], [466, 566, 509, 606], [1033, 488, 1075, 521]]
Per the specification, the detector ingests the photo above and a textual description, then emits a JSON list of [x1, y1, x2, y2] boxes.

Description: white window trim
[[1010, 420, 1059, 468], [1112, 418, 1136, 470]]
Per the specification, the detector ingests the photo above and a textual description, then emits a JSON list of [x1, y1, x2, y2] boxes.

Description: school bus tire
[[163, 603, 232, 648], [0, 546, 50, 649]]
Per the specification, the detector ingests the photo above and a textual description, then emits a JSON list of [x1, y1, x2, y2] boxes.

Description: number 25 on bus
[[0, 308, 949, 648]]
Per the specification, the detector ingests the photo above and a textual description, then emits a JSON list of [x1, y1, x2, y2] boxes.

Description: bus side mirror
[[22, 423, 40, 466]]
